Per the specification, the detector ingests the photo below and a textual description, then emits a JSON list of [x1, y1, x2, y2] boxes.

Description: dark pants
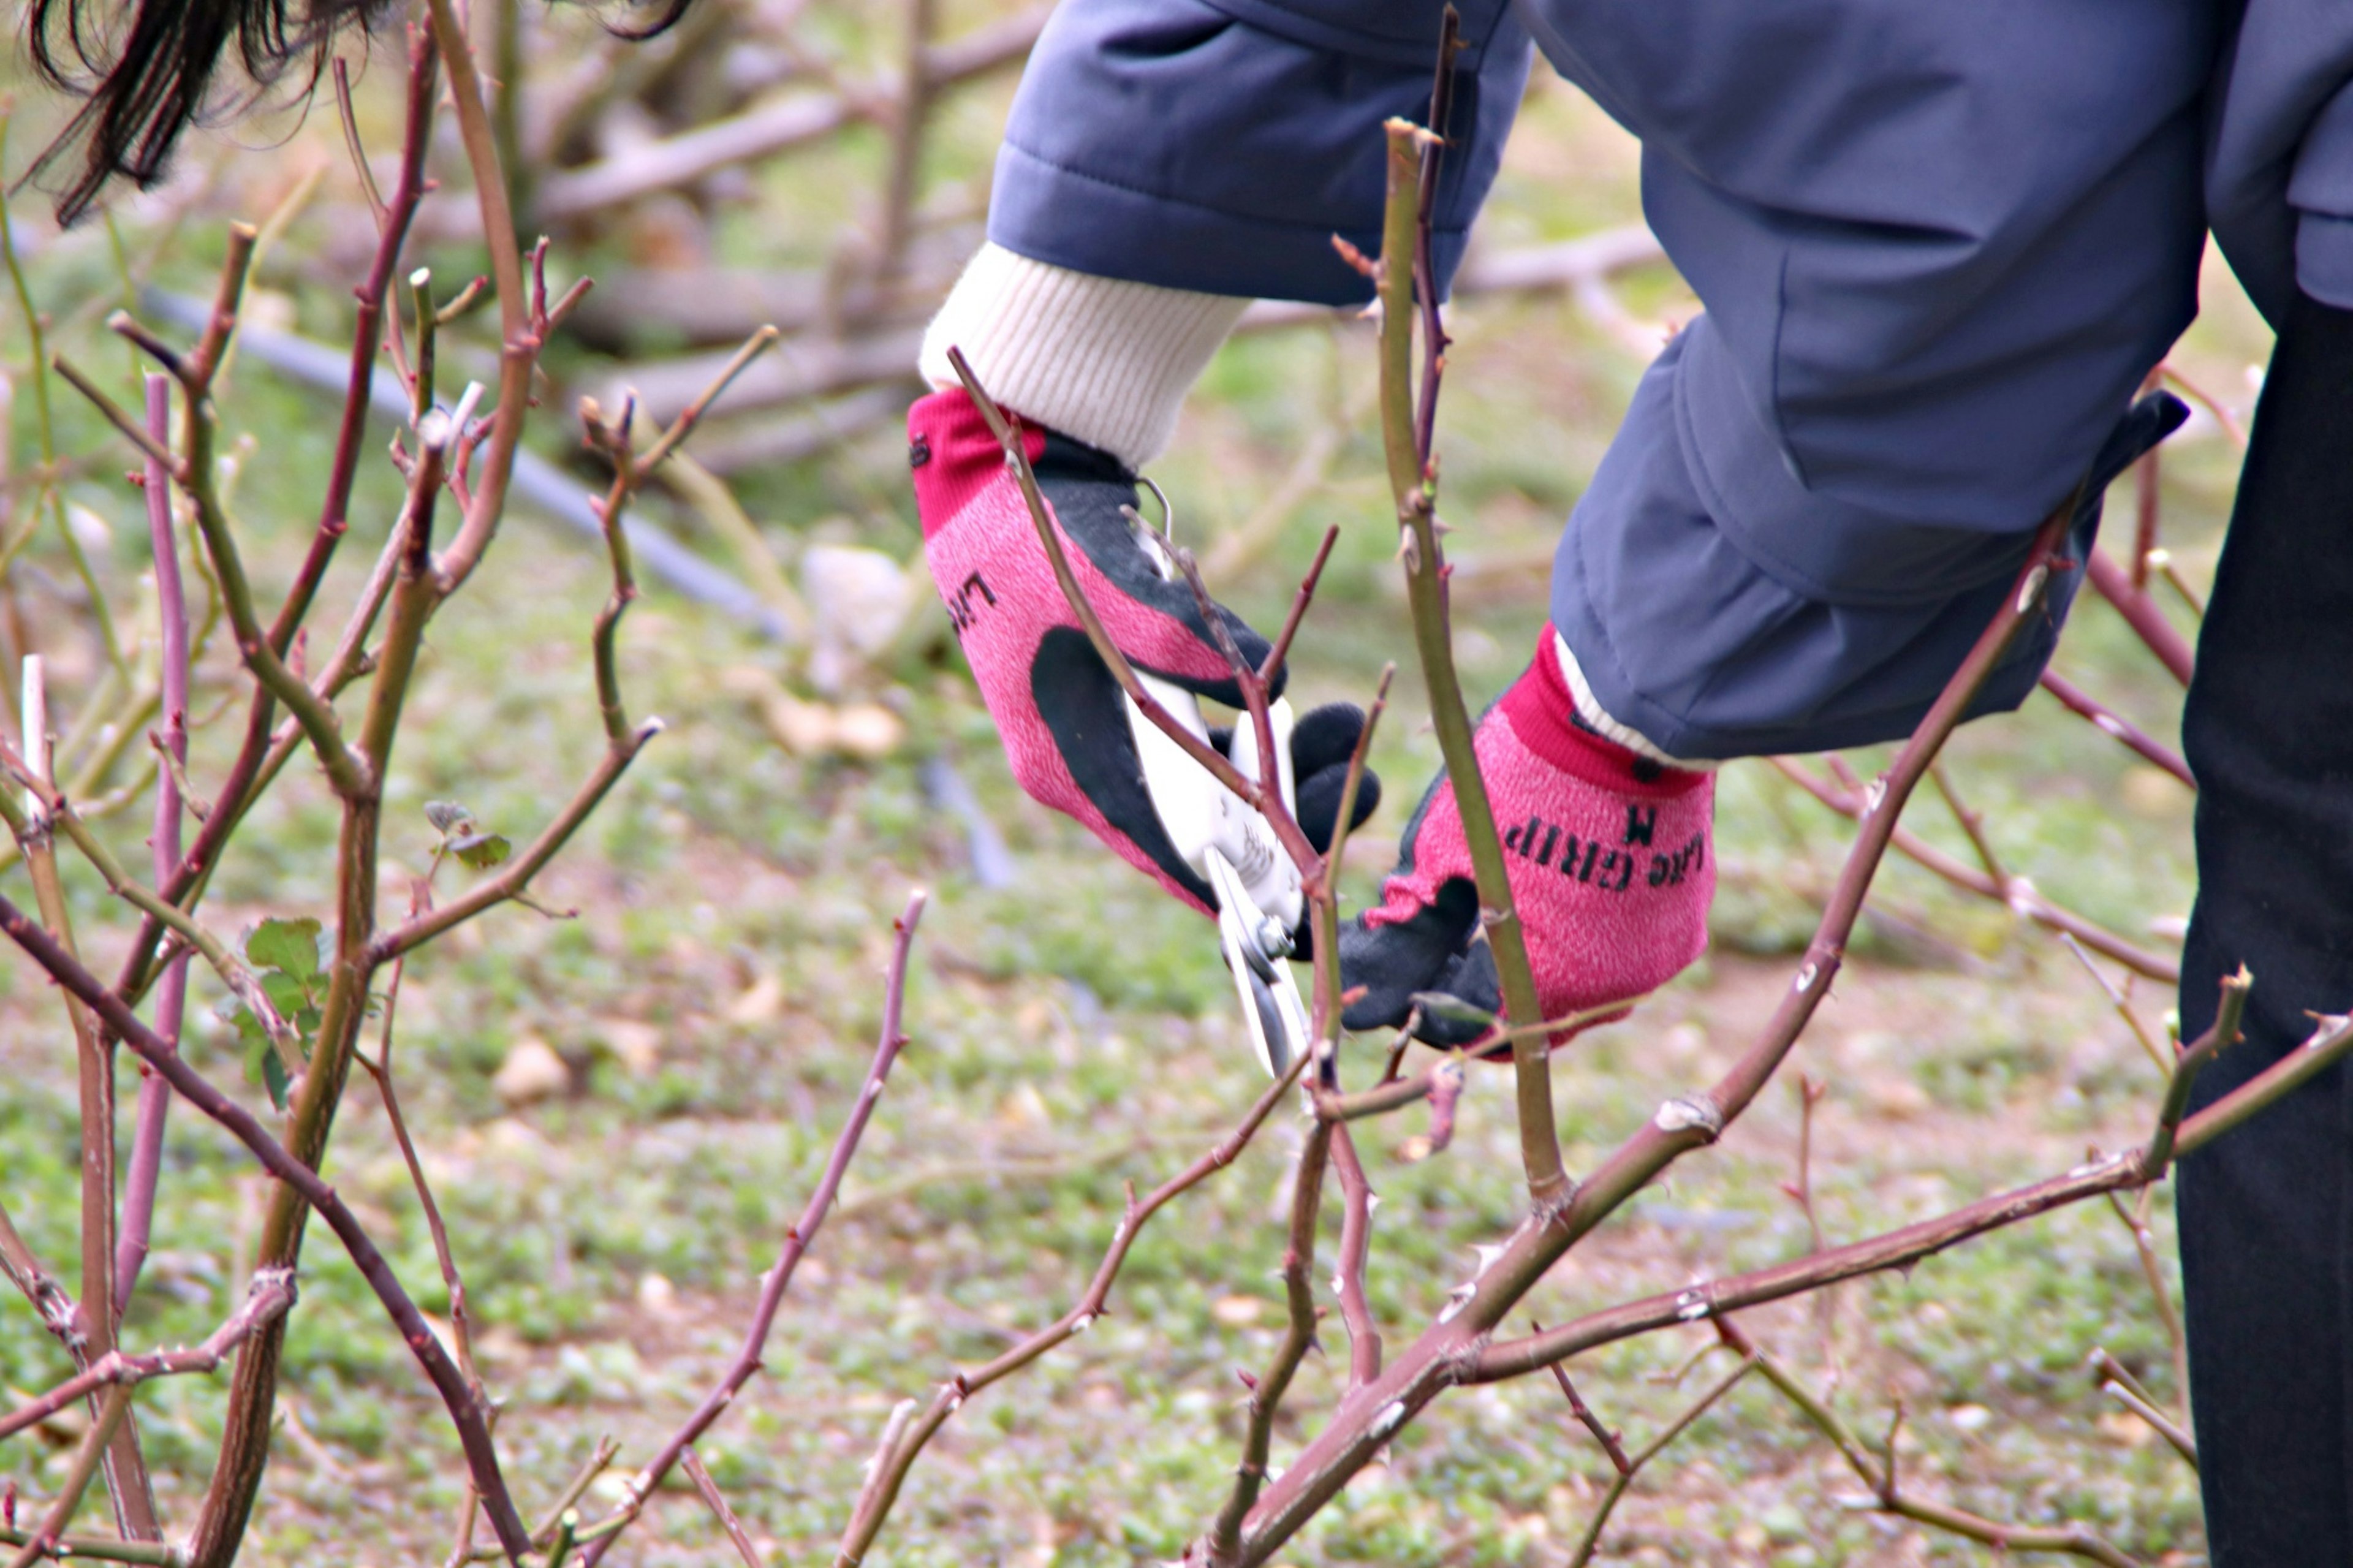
[[2178, 291, 2353, 1565]]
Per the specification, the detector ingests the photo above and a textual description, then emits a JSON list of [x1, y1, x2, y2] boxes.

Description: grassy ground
[[0, 12, 2270, 1564]]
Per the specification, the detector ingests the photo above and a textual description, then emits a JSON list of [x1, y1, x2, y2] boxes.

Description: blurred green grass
[[0, 10, 2264, 1564]]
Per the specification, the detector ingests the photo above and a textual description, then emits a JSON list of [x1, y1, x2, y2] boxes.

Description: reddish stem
[[1327, 1124, 1382, 1388], [115, 373, 185, 1317], [577, 892, 926, 1566], [2085, 549, 2194, 687], [2037, 670, 2193, 788], [0, 895, 534, 1561]]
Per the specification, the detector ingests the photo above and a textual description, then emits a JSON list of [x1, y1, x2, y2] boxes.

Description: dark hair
[[22, 0, 697, 224]]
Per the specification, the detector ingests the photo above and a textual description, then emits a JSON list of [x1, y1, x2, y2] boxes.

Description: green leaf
[[242, 1030, 270, 1088], [450, 831, 511, 870], [261, 1050, 292, 1112], [260, 971, 308, 1020], [248, 917, 323, 980], [424, 800, 475, 834]]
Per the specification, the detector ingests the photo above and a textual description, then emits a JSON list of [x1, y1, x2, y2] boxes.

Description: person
[[21, 0, 2353, 1559], [903, 5, 2353, 1564]]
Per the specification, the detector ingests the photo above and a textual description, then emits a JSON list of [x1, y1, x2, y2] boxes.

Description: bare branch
[[835, 1043, 1316, 1568], [1770, 755, 2179, 982], [0, 894, 534, 1561], [683, 1449, 766, 1568], [577, 892, 927, 1566], [0, 1272, 295, 1444], [2038, 670, 2194, 787]]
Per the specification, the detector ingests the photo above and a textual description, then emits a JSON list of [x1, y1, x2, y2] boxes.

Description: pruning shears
[[1127, 672, 1313, 1079], [1118, 512, 1313, 1080]]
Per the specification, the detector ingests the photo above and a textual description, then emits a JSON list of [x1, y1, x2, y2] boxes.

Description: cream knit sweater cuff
[[917, 243, 1249, 472], [1554, 632, 1718, 772]]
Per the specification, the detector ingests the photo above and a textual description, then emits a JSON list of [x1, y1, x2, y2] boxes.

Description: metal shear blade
[[1122, 672, 1311, 1080], [1205, 846, 1310, 1079]]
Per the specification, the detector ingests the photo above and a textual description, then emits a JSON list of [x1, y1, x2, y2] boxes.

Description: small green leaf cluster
[[427, 798, 512, 870], [221, 917, 325, 1111]]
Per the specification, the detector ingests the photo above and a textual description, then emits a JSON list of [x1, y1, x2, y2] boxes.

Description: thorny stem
[[1927, 761, 2004, 887], [1532, 1347, 1629, 1473], [1216, 498, 2082, 1564], [180, 74, 553, 1562], [0, 756, 298, 1059], [1786, 1074, 1828, 1255], [0, 893, 534, 1561], [365, 728, 659, 962], [2, 670, 156, 1538], [530, 1437, 618, 1548], [2100, 1198, 2189, 1407], [425, 0, 532, 593], [116, 374, 189, 1319], [1745, 1342, 2142, 1567], [6, 1386, 135, 1568], [0, 1273, 296, 1445], [2038, 670, 2194, 788], [0, 1200, 83, 1360], [835, 1045, 1316, 1568], [1258, 525, 1339, 684], [333, 55, 389, 225], [2099, 1376, 2197, 1468], [1170, 542, 1295, 900], [2090, 1345, 2194, 1466], [1328, 1124, 1382, 1388], [359, 882, 482, 1396], [2172, 1007, 2353, 1150], [2143, 548, 2207, 619], [1313, 1055, 1460, 1124], [576, 893, 928, 1567], [1472, 1008, 2353, 1383], [1409, 7, 1463, 467], [105, 34, 434, 1012], [582, 327, 779, 741], [1562, 1352, 1754, 1568], [0, 1529, 180, 1568], [114, 29, 438, 1001], [2144, 966, 2246, 1178], [683, 1450, 766, 1568], [1374, 113, 1563, 1209], [1210, 1116, 1332, 1558], [1770, 756, 2179, 983], [2085, 548, 2194, 688], [0, 115, 124, 677], [2061, 933, 2174, 1076], [355, 332, 779, 960]]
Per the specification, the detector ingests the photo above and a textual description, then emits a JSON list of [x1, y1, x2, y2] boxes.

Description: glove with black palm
[[910, 387, 1379, 923]]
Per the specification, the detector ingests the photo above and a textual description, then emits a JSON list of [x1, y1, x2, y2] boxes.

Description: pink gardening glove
[[910, 388, 1377, 916], [1339, 629, 1714, 1048]]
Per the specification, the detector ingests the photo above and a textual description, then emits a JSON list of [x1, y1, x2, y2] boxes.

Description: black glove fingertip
[[1337, 877, 1480, 1032], [1416, 942, 1502, 1048], [1295, 762, 1382, 854], [1290, 703, 1368, 775]]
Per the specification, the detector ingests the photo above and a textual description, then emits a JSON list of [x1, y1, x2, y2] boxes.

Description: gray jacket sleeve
[[986, 0, 2306, 761], [1519, 0, 2215, 756], [987, 0, 1533, 305], [2208, 0, 2353, 320]]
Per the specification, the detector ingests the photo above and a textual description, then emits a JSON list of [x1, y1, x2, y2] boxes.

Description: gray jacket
[[985, 0, 2335, 756]]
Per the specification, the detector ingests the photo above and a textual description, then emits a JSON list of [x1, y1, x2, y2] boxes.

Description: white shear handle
[[1124, 672, 1302, 936]]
